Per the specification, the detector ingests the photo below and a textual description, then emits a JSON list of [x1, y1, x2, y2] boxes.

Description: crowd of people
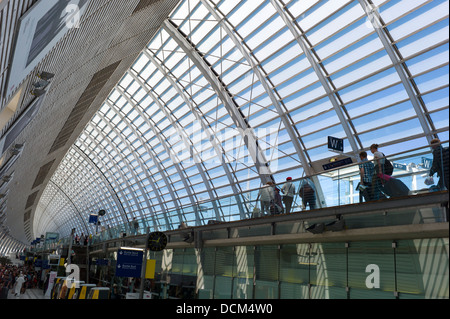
[[0, 263, 39, 298], [73, 233, 92, 246], [358, 141, 448, 202], [255, 142, 400, 216], [256, 176, 317, 216], [72, 219, 141, 245], [255, 140, 448, 216]]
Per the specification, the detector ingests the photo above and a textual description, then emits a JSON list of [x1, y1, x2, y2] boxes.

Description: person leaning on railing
[[298, 179, 316, 210], [429, 138, 449, 191], [369, 144, 387, 200]]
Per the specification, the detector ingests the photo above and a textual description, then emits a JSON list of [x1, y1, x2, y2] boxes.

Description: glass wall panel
[[166, 248, 196, 298], [397, 239, 449, 299], [255, 245, 279, 299], [314, 243, 347, 299], [279, 244, 309, 299], [198, 247, 215, 299], [170, 249, 184, 276], [214, 246, 234, 299], [232, 246, 254, 299], [182, 248, 198, 278]]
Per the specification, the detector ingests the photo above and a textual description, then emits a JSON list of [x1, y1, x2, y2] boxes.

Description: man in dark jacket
[[299, 180, 316, 210], [429, 138, 449, 190]]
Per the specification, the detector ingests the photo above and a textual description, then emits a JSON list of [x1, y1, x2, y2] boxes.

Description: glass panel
[[198, 247, 215, 299], [314, 243, 347, 299], [397, 239, 449, 299], [254, 245, 279, 299], [232, 246, 254, 299], [214, 247, 234, 299], [279, 244, 309, 299]]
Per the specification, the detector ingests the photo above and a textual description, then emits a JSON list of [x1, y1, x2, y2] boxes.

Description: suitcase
[[382, 177, 410, 197]]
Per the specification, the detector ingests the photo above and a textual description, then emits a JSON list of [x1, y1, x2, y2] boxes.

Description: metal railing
[[31, 141, 449, 251]]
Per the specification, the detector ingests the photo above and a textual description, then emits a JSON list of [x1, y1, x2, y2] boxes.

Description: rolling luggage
[[382, 176, 410, 197]]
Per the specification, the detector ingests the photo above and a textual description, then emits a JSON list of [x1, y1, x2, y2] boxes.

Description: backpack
[[270, 188, 283, 214], [380, 153, 394, 176], [384, 158, 394, 176], [299, 183, 314, 198]]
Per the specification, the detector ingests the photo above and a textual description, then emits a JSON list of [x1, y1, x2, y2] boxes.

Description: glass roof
[[32, 0, 449, 239]]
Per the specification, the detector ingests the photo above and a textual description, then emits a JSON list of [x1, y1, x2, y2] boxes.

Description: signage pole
[[139, 228, 151, 299], [67, 228, 75, 266], [86, 237, 90, 283]]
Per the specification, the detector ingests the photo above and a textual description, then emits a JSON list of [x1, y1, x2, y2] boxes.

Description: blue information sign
[[322, 157, 353, 171], [115, 249, 143, 278], [35, 259, 42, 267]]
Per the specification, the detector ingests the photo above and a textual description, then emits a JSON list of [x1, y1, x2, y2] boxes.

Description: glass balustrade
[[30, 142, 448, 250], [131, 142, 448, 236]]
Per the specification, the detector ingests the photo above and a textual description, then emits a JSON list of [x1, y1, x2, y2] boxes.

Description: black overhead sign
[[328, 136, 344, 153]]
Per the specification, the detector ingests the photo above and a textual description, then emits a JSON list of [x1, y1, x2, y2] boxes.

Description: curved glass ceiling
[[32, 0, 449, 239]]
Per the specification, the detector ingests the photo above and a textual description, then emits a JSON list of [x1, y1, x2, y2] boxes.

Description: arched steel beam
[[131, 52, 249, 220], [72, 144, 129, 225], [163, 19, 273, 183], [109, 87, 189, 227], [91, 107, 164, 231], [66, 149, 124, 228], [0, 236, 10, 255], [46, 179, 90, 234], [0, 240, 8, 255], [35, 187, 77, 237], [0, 238, 9, 255], [11, 241, 21, 255], [270, 0, 360, 157], [34, 200, 60, 240], [200, 0, 313, 176], [53, 148, 124, 229], [118, 75, 205, 225], [80, 126, 161, 231]]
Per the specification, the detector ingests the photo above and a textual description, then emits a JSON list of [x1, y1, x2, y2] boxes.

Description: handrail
[[30, 141, 449, 252]]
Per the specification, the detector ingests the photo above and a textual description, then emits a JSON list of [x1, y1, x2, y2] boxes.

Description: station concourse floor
[[7, 288, 49, 300]]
